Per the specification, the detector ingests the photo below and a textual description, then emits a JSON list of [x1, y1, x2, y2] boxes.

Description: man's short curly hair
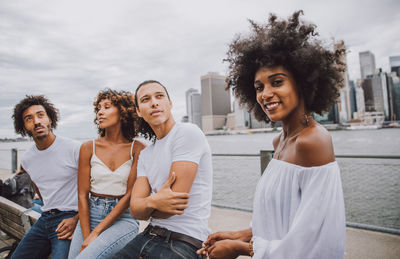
[[94, 89, 139, 141], [225, 10, 345, 122], [12, 95, 59, 136]]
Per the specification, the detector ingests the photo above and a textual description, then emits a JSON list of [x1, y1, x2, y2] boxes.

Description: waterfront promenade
[[1, 169, 399, 258]]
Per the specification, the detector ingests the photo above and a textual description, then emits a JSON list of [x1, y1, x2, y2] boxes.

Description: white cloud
[[1, 0, 399, 138]]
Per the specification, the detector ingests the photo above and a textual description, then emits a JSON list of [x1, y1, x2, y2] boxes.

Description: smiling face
[[22, 105, 52, 140], [96, 98, 121, 129], [254, 66, 303, 123], [136, 82, 173, 127]]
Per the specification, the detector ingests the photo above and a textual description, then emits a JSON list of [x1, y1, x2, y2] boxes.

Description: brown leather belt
[[144, 225, 203, 249]]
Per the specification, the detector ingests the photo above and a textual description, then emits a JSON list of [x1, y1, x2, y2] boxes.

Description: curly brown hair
[[12, 95, 59, 136], [225, 10, 345, 122], [94, 89, 139, 141]]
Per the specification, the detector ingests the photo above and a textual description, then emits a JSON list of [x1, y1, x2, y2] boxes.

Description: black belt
[[43, 209, 62, 214], [43, 209, 77, 215], [144, 225, 203, 249]]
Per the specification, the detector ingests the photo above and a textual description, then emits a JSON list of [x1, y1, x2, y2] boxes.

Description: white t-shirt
[[252, 159, 346, 259], [137, 123, 213, 241], [21, 136, 81, 212]]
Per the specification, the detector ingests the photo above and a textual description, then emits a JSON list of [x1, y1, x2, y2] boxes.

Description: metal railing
[[1, 149, 399, 235], [212, 151, 400, 236], [0, 148, 25, 173], [213, 150, 400, 174]]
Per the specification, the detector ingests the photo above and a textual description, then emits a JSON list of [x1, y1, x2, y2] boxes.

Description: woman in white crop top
[[199, 12, 346, 258], [68, 89, 146, 259]]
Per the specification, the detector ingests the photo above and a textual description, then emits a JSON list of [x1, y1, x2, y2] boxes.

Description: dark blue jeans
[[11, 210, 77, 259], [113, 231, 205, 259]]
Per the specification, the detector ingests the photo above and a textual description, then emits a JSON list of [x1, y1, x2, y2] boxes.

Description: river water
[[207, 128, 400, 230], [1, 128, 399, 229]]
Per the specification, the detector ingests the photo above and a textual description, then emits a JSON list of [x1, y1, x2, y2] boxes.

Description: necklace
[[274, 137, 289, 160], [274, 124, 309, 160]]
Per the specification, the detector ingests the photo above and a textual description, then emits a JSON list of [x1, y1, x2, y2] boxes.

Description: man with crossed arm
[[114, 80, 212, 259]]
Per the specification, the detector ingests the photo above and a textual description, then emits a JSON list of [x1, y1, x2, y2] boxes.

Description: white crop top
[[90, 140, 134, 196]]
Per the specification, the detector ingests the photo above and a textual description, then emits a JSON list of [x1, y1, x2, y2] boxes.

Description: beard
[[26, 124, 51, 140]]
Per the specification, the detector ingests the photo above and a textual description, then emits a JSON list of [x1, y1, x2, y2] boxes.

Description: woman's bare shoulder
[[80, 140, 93, 151], [295, 124, 335, 166], [79, 140, 93, 158]]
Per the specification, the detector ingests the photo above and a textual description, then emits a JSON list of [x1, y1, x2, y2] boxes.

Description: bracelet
[[249, 240, 254, 257]]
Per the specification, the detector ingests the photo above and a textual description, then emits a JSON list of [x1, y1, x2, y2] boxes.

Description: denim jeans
[[113, 231, 205, 259], [11, 210, 77, 259], [32, 199, 43, 214], [68, 196, 139, 259]]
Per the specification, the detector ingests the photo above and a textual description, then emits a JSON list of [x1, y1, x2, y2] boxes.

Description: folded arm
[[130, 161, 197, 220]]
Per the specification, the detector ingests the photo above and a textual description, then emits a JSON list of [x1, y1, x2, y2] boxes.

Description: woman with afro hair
[[68, 89, 146, 259], [199, 11, 346, 259]]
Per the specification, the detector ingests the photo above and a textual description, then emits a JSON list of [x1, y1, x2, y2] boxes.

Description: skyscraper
[[355, 80, 365, 115], [335, 40, 351, 122], [361, 77, 375, 112], [378, 71, 390, 120], [388, 56, 400, 120], [359, 51, 376, 79], [231, 100, 247, 129], [190, 92, 202, 128], [390, 72, 400, 120], [201, 72, 231, 132], [186, 88, 198, 119], [361, 71, 391, 120], [349, 80, 357, 116], [389, 56, 400, 77], [185, 88, 202, 128]]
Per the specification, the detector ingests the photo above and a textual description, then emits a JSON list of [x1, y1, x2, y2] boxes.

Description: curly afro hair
[[225, 10, 345, 122], [12, 95, 59, 136], [94, 89, 139, 141], [134, 80, 171, 142]]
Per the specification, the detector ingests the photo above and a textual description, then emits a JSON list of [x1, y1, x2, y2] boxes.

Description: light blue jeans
[[68, 196, 139, 259]]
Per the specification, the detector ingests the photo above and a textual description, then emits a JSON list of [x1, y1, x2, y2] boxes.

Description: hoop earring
[[304, 114, 309, 126]]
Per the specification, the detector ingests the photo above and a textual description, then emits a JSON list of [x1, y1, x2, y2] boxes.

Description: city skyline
[[190, 52, 400, 131], [1, 0, 399, 138]]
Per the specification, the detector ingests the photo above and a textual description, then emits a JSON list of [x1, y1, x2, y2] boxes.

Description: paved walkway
[[205, 206, 400, 259], [1, 169, 399, 258]]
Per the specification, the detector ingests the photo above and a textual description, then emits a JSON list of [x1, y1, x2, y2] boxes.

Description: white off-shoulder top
[[252, 159, 346, 259]]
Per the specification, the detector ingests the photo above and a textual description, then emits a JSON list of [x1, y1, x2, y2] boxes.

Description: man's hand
[[80, 231, 99, 251], [204, 231, 240, 246], [197, 231, 237, 256], [148, 172, 190, 215], [56, 216, 78, 240], [198, 229, 252, 256], [200, 239, 244, 259]]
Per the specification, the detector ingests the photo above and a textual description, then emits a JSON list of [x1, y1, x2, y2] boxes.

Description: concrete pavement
[[1, 169, 399, 258]]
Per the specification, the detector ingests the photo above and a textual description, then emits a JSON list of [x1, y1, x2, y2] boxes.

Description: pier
[[1, 169, 399, 258]]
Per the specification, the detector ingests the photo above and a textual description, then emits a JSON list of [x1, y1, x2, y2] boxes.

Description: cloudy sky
[[1, 0, 399, 139]]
